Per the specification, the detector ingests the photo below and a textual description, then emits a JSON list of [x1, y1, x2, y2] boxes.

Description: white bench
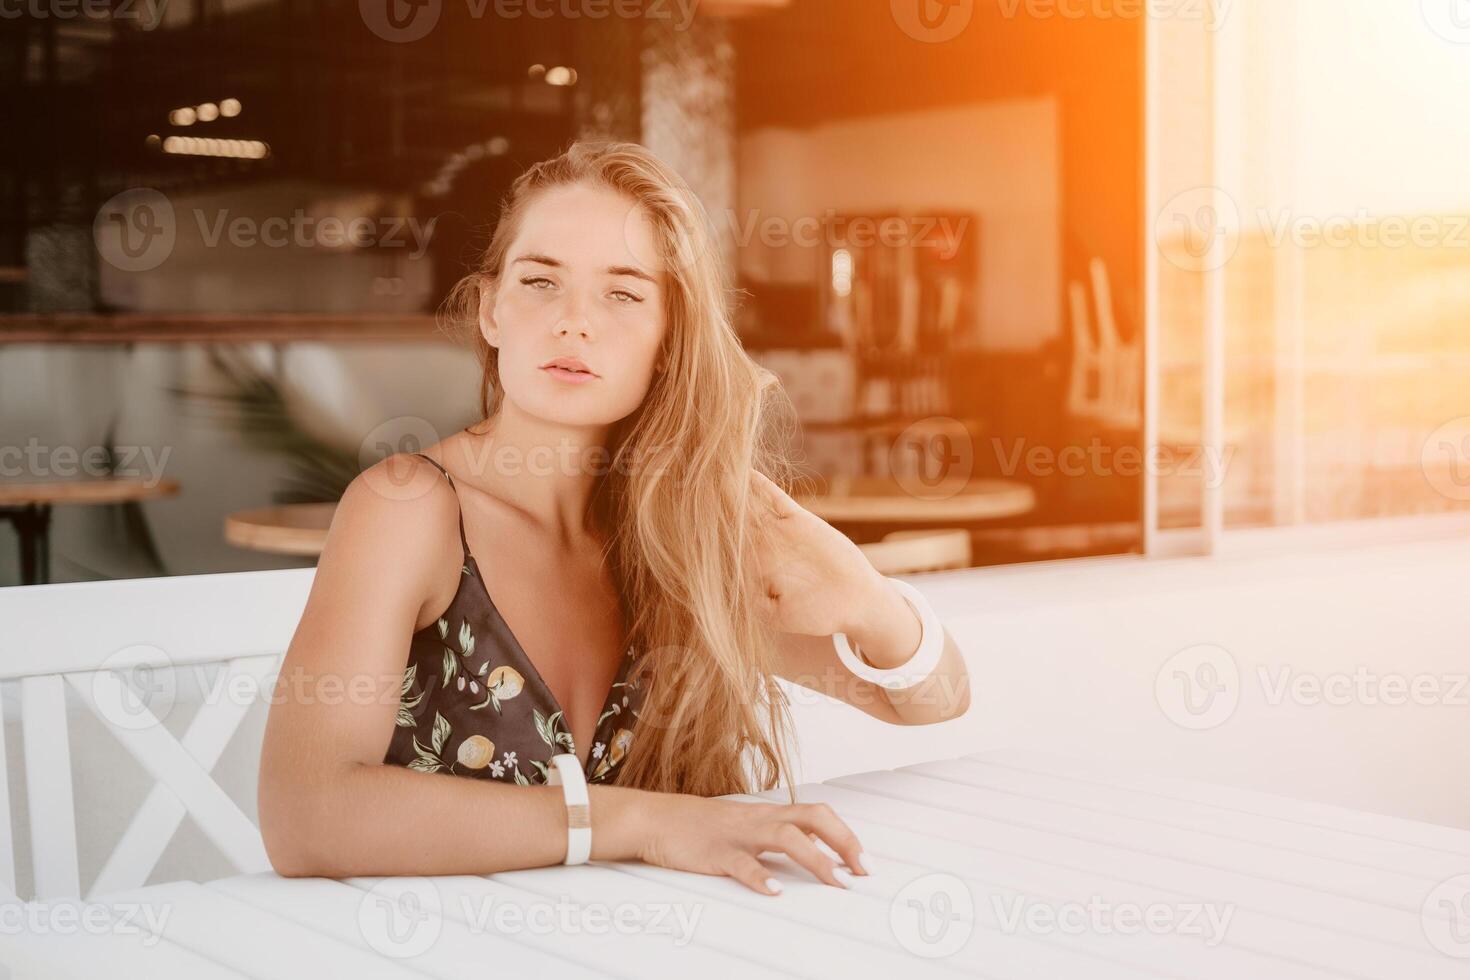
[[0, 568, 314, 902]]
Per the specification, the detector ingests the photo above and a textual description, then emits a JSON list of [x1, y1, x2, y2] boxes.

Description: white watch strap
[[546, 753, 591, 865], [831, 577, 944, 692]]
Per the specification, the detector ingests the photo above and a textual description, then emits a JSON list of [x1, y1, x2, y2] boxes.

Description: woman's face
[[482, 181, 669, 429]]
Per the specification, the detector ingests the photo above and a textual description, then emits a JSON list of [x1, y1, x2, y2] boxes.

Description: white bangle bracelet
[[831, 577, 944, 692], [546, 753, 591, 865]]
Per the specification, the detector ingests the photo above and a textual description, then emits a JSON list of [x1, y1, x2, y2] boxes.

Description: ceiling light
[[162, 136, 270, 159]]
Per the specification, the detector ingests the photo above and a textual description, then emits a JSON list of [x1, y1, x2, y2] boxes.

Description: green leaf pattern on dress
[[392, 619, 642, 786], [396, 663, 426, 728]]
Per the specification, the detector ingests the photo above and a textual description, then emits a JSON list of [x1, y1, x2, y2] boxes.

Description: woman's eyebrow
[[606, 264, 658, 284], [512, 253, 657, 284]]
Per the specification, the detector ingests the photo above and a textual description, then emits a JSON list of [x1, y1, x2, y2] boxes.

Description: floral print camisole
[[383, 452, 644, 786]]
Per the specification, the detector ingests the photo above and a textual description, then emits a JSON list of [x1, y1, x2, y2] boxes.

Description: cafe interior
[[2, 0, 1149, 583], [1, 0, 1468, 924]]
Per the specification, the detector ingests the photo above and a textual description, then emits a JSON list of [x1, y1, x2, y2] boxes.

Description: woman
[[257, 140, 971, 897]]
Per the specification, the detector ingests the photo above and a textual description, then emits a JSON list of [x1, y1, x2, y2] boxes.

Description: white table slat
[[932, 755, 1465, 877], [761, 780, 1436, 952], [828, 769, 1441, 912], [103, 880, 429, 979], [605, 829, 1167, 980], [0, 901, 250, 980], [342, 871, 801, 980], [973, 748, 1470, 856], [728, 791, 1341, 980], [8, 753, 1469, 978], [208, 873, 607, 980], [494, 860, 973, 979], [743, 788, 1462, 980]]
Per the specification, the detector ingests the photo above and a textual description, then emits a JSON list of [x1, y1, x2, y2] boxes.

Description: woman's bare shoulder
[[334, 450, 459, 532], [311, 452, 463, 626]]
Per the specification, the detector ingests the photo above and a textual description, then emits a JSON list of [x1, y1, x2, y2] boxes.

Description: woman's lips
[[540, 365, 598, 384]]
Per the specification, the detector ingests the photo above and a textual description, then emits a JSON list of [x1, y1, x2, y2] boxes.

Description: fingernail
[[764, 877, 783, 895], [833, 867, 853, 888], [853, 851, 870, 874]]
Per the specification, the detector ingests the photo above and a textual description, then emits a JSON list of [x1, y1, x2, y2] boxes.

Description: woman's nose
[[554, 294, 592, 339], [554, 314, 591, 339]]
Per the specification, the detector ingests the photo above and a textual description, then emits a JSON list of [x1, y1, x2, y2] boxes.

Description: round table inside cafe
[[0, 477, 181, 585], [222, 476, 1035, 562]]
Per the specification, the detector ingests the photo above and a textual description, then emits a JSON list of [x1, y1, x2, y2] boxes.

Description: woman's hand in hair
[[637, 793, 868, 895], [747, 469, 890, 639]]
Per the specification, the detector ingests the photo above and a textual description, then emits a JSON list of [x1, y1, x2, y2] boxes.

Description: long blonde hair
[[439, 140, 804, 801]]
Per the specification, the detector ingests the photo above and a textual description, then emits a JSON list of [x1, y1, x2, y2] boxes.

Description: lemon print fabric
[[590, 727, 635, 782], [382, 561, 645, 787], [456, 735, 494, 770]]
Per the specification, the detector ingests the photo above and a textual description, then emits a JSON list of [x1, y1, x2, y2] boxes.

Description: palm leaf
[[164, 345, 465, 505]]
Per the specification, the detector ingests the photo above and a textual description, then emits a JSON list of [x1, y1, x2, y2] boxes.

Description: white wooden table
[[4, 749, 1468, 979]]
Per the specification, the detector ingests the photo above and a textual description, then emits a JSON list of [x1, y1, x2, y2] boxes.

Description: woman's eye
[[611, 289, 643, 304], [521, 276, 554, 289]]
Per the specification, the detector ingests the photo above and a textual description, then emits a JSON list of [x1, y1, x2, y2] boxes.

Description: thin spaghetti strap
[[411, 452, 472, 561]]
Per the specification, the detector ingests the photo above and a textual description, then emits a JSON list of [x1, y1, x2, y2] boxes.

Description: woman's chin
[[513, 397, 629, 431]]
